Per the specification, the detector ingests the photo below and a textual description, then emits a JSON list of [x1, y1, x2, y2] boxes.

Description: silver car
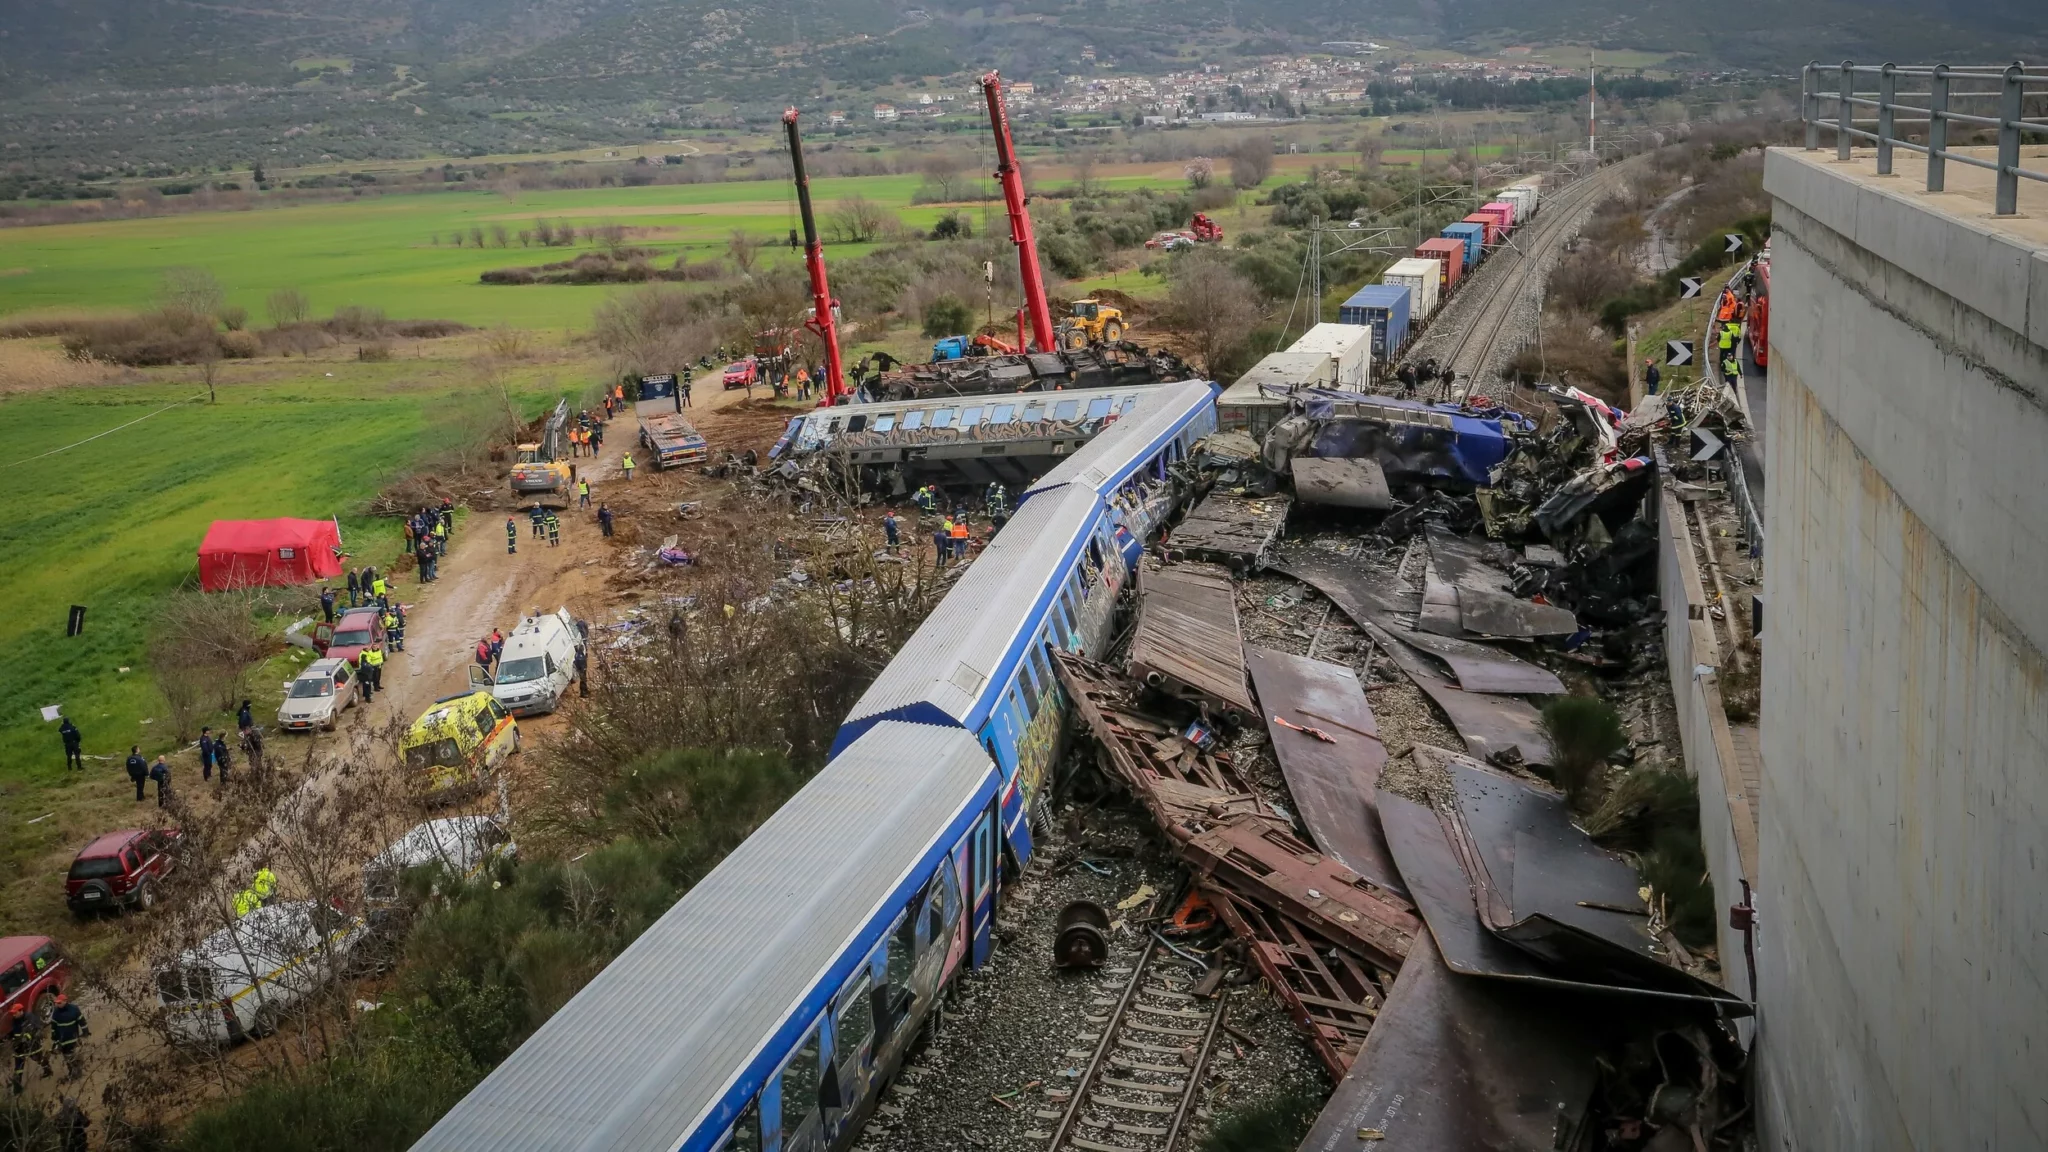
[[277, 657, 359, 732]]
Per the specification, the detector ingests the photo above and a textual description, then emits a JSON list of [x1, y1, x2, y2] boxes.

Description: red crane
[[979, 71, 1058, 354], [782, 108, 848, 404]]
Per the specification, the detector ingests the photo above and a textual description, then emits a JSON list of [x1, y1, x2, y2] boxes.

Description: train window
[[873, 414, 897, 433], [933, 408, 957, 428], [1121, 396, 1139, 414], [877, 913, 915, 1039], [990, 404, 1016, 424], [834, 975, 874, 1071], [1056, 591, 1077, 643], [720, 1099, 762, 1152], [846, 414, 867, 432], [1029, 645, 1054, 702], [1054, 399, 1080, 422], [1088, 537, 1104, 573], [1022, 402, 1045, 423], [779, 1025, 823, 1138], [960, 406, 984, 428], [827, 418, 843, 434], [902, 410, 926, 430], [1086, 396, 1113, 422]]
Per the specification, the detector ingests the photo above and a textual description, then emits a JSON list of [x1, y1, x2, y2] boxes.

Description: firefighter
[[530, 503, 546, 538], [46, 996, 85, 1083], [506, 517, 518, 555], [361, 645, 384, 701], [8, 1002, 49, 1093], [545, 511, 561, 547]]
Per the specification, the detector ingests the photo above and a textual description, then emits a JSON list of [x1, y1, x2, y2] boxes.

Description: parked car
[[277, 657, 360, 732], [400, 692, 519, 798], [66, 828, 181, 916], [313, 607, 385, 668], [156, 900, 368, 1046], [364, 816, 517, 928], [472, 608, 583, 717], [722, 357, 759, 389], [0, 937, 72, 1026]]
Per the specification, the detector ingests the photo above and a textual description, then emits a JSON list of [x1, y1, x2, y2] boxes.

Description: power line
[[8, 393, 207, 466]]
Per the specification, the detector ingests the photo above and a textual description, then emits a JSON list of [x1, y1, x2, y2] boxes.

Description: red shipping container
[[1414, 239, 1465, 290], [1464, 211, 1504, 246], [1483, 199, 1517, 229]]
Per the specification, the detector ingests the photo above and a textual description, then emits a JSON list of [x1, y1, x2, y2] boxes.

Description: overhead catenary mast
[[1588, 51, 1598, 156], [980, 71, 1059, 354], [782, 107, 848, 404]]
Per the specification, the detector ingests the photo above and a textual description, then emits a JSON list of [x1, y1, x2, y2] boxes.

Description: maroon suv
[[66, 828, 181, 916], [0, 937, 70, 1025]]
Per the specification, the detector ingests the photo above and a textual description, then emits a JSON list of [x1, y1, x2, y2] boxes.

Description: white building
[[872, 104, 898, 121]]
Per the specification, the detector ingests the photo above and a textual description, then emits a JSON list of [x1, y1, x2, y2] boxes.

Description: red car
[[315, 606, 386, 667], [722, 358, 759, 390], [0, 937, 71, 1025], [66, 828, 182, 915]]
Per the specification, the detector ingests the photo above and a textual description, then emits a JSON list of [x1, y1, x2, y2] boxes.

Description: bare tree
[[534, 218, 555, 247], [1164, 251, 1262, 375], [1228, 138, 1274, 190], [490, 223, 510, 248], [266, 288, 310, 328], [1185, 157, 1215, 190], [468, 225, 486, 249], [918, 152, 972, 201], [592, 285, 707, 377], [1357, 133, 1386, 173], [160, 266, 226, 322], [199, 341, 222, 404], [827, 195, 894, 245], [1071, 149, 1101, 196], [147, 589, 272, 739], [727, 229, 761, 276]]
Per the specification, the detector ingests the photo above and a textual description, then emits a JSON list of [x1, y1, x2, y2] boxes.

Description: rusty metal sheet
[[1290, 456, 1393, 510], [1128, 561, 1256, 719], [1242, 647, 1403, 895], [1208, 887, 1392, 1079], [1297, 932, 1609, 1152], [1455, 588, 1580, 639], [1183, 816, 1417, 971], [1271, 554, 1563, 695], [1424, 526, 1579, 639], [1170, 493, 1291, 571], [1371, 627, 1553, 765]]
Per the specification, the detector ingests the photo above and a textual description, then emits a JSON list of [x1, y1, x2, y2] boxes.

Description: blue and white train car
[[410, 722, 1003, 1152], [1023, 378, 1220, 539], [831, 482, 1127, 873]]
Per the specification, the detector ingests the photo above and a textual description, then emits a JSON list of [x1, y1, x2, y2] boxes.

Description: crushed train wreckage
[[873, 342, 1191, 401]]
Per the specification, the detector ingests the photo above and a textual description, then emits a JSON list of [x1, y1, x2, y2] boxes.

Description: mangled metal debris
[[1168, 492, 1291, 572], [1129, 559, 1257, 721], [1421, 526, 1578, 640], [1289, 457, 1393, 510], [874, 343, 1190, 401]]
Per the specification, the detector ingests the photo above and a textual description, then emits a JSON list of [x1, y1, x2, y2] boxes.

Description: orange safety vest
[[950, 522, 968, 540], [1715, 290, 1739, 322]]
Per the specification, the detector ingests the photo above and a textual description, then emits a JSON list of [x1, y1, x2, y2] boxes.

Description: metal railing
[[1801, 61, 2048, 215]]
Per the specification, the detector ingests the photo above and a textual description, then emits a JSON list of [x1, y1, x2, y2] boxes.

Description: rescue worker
[[47, 996, 85, 1083], [546, 511, 561, 547], [9, 1002, 50, 1094], [60, 717, 82, 771], [934, 520, 953, 569], [252, 866, 277, 907], [126, 746, 147, 802], [578, 478, 591, 509], [985, 482, 1006, 517], [883, 508, 899, 551], [370, 570, 388, 607], [488, 629, 504, 664], [238, 699, 254, 734], [241, 723, 264, 778], [1644, 359, 1661, 395], [531, 503, 546, 538], [506, 517, 518, 555], [950, 516, 970, 560], [233, 887, 259, 917], [213, 730, 231, 787], [1722, 352, 1741, 387], [475, 637, 492, 668], [574, 644, 589, 697], [598, 504, 614, 537], [198, 728, 217, 782], [622, 453, 636, 481], [360, 645, 384, 701], [382, 607, 402, 652], [440, 496, 455, 533]]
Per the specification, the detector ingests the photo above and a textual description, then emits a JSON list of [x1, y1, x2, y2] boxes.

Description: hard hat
[[7, 1002, 23, 1016], [53, 994, 66, 1006]]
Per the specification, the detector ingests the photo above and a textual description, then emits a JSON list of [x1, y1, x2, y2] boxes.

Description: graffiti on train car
[[1013, 684, 1065, 809]]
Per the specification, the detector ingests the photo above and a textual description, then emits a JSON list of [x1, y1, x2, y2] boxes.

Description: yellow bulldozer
[[1059, 298, 1125, 350]]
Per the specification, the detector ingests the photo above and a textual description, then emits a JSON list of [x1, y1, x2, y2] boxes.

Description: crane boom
[[782, 108, 848, 403], [979, 71, 1058, 354]]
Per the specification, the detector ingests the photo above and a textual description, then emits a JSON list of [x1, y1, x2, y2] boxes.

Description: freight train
[[408, 378, 1222, 1152], [1339, 176, 1544, 364]]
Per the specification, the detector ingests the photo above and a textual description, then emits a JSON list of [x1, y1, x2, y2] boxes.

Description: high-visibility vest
[[623, 455, 635, 470], [951, 522, 969, 540], [579, 481, 589, 495], [363, 648, 384, 668], [372, 577, 387, 596], [252, 868, 277, 898], [233, 890, 259, 917]]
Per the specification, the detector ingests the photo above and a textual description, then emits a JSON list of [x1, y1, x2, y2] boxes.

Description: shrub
[[331, 305, 388, 339], [218, 304, 249, 331], [358, 342, 393, 362], [57, 312, 217, 366], [921, 294, 973, 338], [1200, 1088, 1324, 1152], [219, 329, 261, 358], [1538, 695, 1628, 811]]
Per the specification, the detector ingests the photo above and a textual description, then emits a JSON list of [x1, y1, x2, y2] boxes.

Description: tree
[[726, 230, 761, 276], [922, 294, 973, 338], [252, 161, 266, 186], [1070, 149, 1100, 196], [1229, 138, 1274, 190], [1357, 133, 1386, 173], [1163, 252, 1262, 375], [266, 287, 309, 328], [490, 223, 510, 248], [1538, 696, 1628, 811], [160, 266, 225, 321], [918, 152, 971, 201], [827, 195, 894, 244], [1185, 157, 1215, 190]]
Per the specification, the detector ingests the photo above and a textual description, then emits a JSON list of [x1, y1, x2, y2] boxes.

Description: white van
[[476, 608, 584, 716], [364, 816, 516, 924], [156, 900, 368, 1046]]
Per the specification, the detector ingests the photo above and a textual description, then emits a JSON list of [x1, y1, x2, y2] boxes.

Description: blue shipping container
[[1441, 222, 1485, 270], [1338, 285, 1412, 361]]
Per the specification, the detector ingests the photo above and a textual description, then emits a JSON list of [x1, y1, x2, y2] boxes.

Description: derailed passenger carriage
[[412, 382, 1225, 1152]]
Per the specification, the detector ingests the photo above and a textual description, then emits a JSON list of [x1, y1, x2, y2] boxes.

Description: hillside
[[0, 0, 2036, 177]]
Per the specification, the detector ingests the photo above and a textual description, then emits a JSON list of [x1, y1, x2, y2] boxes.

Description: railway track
[[1037, 937, 1227, 1152], [1423, 160, 1638, 397]]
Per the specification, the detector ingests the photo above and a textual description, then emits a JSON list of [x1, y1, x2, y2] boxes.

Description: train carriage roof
[[1023, 379, 1220, 500], [410, 723, 996, 1152], [833, 484, 1102, 754]]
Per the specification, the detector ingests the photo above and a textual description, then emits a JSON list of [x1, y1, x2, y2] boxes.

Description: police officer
[[8, 1002, 50, 1094], [149, 756, 171, 808], [506, 517, 518, 555], [125, 746, 147, 802], [360, 645, 384, 701], [60, 718, 82, 771], [47, 995, 86, 1083]]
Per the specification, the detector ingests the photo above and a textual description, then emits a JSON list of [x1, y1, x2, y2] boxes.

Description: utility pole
[[1588, 51, 1598, 157], [1309, 217, 1322, 323]]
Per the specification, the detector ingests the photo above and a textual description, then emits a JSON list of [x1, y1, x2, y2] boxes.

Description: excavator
[[782, 108, 849, 404]]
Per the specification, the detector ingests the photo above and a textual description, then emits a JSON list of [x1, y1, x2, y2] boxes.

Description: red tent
[[197, 518, 344, 592]]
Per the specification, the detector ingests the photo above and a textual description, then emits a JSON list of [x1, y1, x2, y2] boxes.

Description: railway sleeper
[[1091, 1092, 1178, 1114], [1112, 1055, 1191, 1074], [1102, 1075, 1185, 1093], [1125, 1020, 1205, 1038]]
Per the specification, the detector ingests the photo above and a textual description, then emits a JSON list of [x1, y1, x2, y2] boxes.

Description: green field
[[0, 346, 575, 776], [0, 174, 969, 329]]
